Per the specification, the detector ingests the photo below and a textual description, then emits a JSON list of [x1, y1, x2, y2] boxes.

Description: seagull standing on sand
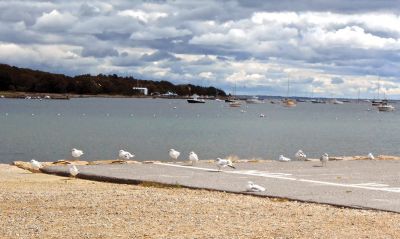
[[119, 150, 135, 160], [71, 148, 84, 160], [169, 149, 180, 162], [69, 164, 79, 177], [30, 159, 42, 170], [216, 158, 236, 171], [368, 153, 375, 160], [188, 151, 199, 165], [320, 153, 329, 167], [278, 155, 291, 162], [295, 150, 307, 161], [246, 181, 266, 192]]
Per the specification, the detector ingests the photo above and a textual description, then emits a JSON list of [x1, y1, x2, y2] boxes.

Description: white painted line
[[155, 163, 400, 193], [228, 170, 297, 180], [159, 175, 191, 178], [351, 183, 389, 187], [299, 179, 400, 193], [155, 163, 220, 172]]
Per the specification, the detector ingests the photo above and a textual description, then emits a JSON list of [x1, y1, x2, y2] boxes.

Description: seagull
[[367, 153, 375, 160], [119, 150, 135, 160], [216, 158, 236, 171], [69, 164, 79, 177], [259, 113, 265, 118], [188, 151, 199, 165], [320, 153, 329, 167], [30, 159, 42, 170], [169, 149, 180, 162], [295, 150, 307, 161], [246, 181, 266, 192], [278, 155, 291, 162], [71, 148, 84, 160]]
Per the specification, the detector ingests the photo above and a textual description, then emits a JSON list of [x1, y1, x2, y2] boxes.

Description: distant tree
[[0, 70, 12, 90], [0, 63, 226, 96]]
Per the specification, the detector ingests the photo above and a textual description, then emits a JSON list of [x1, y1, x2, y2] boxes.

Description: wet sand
[[0, 164, 399, 238]]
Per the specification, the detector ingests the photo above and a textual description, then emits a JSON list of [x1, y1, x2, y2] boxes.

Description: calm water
[[0, 98, 399, 164]]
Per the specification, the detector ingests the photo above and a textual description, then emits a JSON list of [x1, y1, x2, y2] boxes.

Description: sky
[[1, 0, 400, 98]]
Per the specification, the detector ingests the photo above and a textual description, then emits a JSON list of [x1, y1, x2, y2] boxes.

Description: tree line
[[0, 64, 226, 96]]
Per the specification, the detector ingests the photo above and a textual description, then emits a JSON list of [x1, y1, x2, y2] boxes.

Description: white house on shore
[[132, 87, 148, 95]]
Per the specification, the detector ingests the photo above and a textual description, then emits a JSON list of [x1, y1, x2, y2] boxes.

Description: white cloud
[[199, 72, 213, 79], [1, 1, 400, 97], [130, 27, 191, 40], [34, 10, 77, 32], [118, 10, 168, 23], [303, 26, 400, 50]]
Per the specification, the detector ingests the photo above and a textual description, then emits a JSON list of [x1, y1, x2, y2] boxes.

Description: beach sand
[[0, 164, 399, 239]]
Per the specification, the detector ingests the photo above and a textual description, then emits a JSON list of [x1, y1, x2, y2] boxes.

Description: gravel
[[0, 164, 399, 239]]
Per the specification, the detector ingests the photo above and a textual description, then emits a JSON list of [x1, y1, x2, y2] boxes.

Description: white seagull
[[367, 153, 375, 160], [169, 149, 180, 161], [295, 150, 307, 161], [71, 148, 84, 159], [278, 155, 291, 162], [119, 150, 135, 160], [246, 181, 266, 192], [320, 153, 329, 167], [30, 159, 42, 170], [69, 164, 79, 177], [188, 151, 199, 165], [216, 158, 236, 171]]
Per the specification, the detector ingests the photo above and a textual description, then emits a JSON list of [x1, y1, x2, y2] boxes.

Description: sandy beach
[[0, 164, 399, 238]]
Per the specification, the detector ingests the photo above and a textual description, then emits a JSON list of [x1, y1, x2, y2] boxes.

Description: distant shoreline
[[0, 91, 221, 100]]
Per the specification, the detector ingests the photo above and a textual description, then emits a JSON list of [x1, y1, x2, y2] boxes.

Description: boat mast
[[378, 78, 380, 100], [286, 79, 290, 98]]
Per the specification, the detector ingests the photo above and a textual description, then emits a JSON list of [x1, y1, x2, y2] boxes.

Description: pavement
[[41, 160, 400, 213]]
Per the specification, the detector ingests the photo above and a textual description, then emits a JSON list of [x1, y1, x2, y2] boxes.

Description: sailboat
[[371, 79, 383, 106], [228, 79, 241, 107], [377, 91, 395, 112], [282, 79, 296, 107], [246, 95, 264, 104]]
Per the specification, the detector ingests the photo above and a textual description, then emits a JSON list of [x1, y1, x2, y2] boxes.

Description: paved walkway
[[42, 160, 400, 213]]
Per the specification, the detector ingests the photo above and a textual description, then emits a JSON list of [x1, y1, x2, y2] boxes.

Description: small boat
[[229, 101, 241, 107], [282, 98, 296, 107], [245, 96, 264, 104], [225, 98, 236, 103], [378, 103, 395, 112], [282, 80, 296, 107], [372, 100, 382, 105], [331, 99, 344, 104], [187, 94, 205, 104], [311, 99, 325, 104]]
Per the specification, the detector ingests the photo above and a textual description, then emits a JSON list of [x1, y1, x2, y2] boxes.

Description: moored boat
[[187, 94, 205, 103], [282, 98, 296, 107], [245, 96, 264, 104], [378, 102, 395, 112], [229, 101, 242, 107]]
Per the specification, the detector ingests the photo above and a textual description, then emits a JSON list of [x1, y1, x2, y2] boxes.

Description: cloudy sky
[[1, 0, 400, 98]]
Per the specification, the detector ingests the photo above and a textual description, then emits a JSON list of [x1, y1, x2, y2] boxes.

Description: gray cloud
[[81, 45, 119, 58], [140, 50, 179, 62], [331, 77, 344, 85], [1, 0, 400, 97]]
